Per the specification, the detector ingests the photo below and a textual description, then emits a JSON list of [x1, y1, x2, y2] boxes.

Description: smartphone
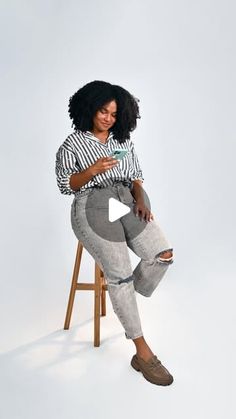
[[109, 149, 128, 160]]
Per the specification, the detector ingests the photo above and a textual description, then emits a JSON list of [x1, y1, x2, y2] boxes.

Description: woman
[[55, 80, 174, 386]]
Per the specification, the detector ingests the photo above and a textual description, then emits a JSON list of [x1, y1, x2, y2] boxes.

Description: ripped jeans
[[70, 181, 174, 340]]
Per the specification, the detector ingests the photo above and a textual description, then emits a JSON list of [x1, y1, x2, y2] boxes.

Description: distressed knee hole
[[156, 249, 174, 264]]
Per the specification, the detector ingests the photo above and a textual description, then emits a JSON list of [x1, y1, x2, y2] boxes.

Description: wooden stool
[[64, 241, 108, 346]]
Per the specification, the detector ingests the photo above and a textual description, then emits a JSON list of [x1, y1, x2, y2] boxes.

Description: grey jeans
[[70, 181, 174, 340]]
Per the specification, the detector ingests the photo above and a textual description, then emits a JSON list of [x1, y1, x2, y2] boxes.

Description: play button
[[109, 198, 131, 222], [84, 182, 151, 242]]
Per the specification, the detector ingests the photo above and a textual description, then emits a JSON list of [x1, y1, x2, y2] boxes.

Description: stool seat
[[64, 241, 108, 346]]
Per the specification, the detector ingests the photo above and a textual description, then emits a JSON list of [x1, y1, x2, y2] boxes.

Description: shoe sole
[[131, 355, 174, 386]]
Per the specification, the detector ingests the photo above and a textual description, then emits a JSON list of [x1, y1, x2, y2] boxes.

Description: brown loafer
[[131, 353, 174, 386]]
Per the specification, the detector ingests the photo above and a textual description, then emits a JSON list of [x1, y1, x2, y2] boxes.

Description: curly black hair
[[68, 80, 141, 144]]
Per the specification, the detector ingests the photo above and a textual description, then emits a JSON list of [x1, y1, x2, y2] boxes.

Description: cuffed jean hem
[[125, 331, 144, 340]]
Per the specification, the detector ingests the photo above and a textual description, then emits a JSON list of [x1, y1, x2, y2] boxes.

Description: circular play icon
[[85, 182, 151, 242]]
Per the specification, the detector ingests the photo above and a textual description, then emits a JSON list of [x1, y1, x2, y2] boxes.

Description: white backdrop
[[0, 1, 235, 418]]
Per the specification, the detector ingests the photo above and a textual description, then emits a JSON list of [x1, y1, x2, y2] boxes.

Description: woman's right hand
[[89, 157, 119, 176]]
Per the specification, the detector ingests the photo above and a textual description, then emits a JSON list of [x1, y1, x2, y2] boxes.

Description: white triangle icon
[[109, 198, 131, 222]]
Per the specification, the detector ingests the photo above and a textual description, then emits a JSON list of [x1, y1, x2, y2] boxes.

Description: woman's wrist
[[131, 180, 144, 203], [87, 165, 97, 177]]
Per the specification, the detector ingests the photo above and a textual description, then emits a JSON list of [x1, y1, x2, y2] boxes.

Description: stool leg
[[94, 263, 101, 347], [64, 241, 83, 330], [101, 270, 106, 317]]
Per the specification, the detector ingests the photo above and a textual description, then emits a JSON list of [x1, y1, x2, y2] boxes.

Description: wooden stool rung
[[75, 283, 108, 291]]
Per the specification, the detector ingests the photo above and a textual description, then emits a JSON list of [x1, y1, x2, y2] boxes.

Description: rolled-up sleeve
[[55, 142, 79, 195], [130, 141, 144, 182]]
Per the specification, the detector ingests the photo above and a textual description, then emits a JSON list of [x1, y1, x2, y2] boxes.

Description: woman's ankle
[[133, 336, 154, 360]]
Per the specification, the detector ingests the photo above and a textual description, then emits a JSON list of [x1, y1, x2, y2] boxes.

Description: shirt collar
[[83, 130, 114, 144]]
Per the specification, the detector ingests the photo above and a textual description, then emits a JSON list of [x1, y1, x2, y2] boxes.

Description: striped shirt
[[55, 129, 144, 195]]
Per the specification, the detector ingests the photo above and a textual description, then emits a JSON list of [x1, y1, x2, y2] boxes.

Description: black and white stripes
[[55, 130, 144, 195]]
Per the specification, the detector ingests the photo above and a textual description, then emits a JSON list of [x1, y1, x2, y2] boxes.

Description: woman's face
[[92, 100, 117, 132]]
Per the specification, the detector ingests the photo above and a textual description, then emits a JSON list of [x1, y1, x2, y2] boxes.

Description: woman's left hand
[[133, 199, 154, 222]]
